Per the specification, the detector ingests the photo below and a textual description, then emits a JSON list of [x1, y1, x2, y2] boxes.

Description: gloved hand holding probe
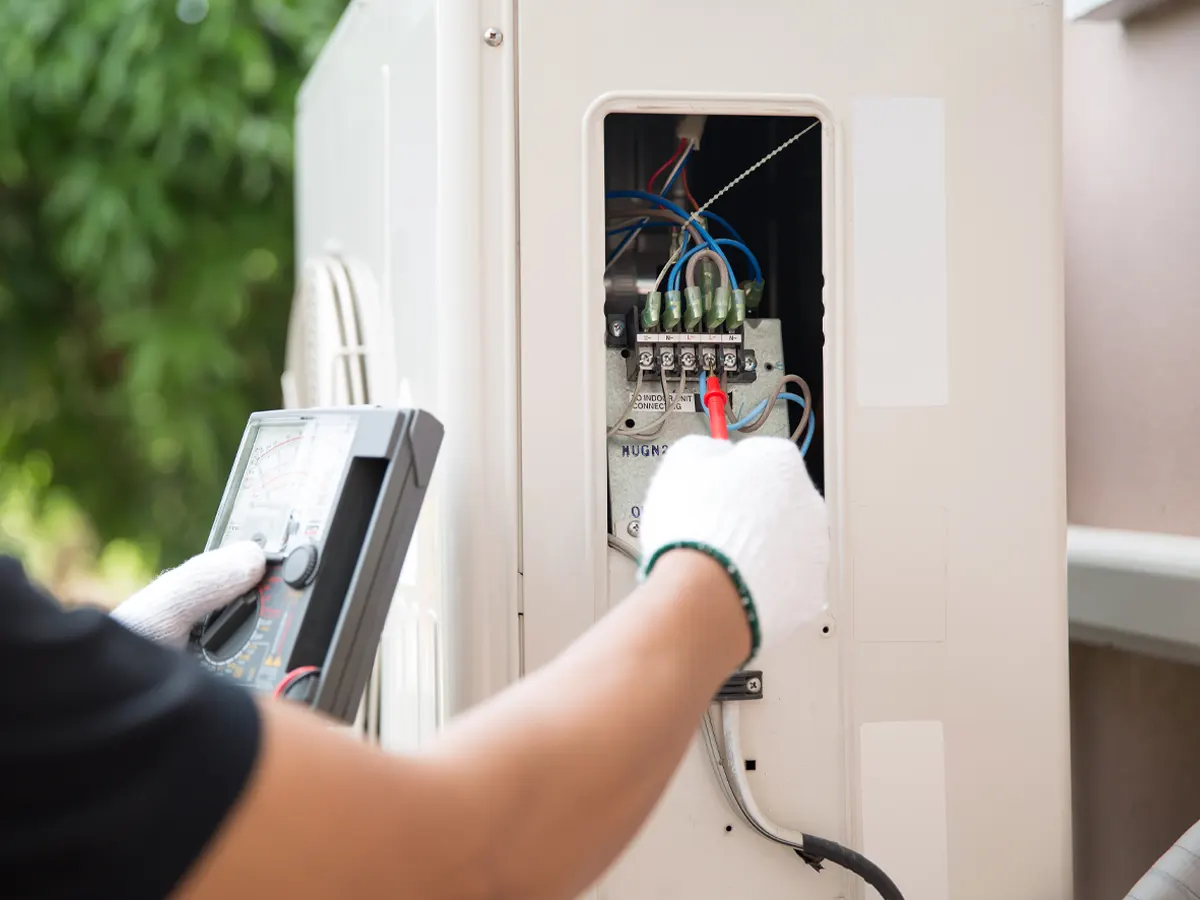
[[638, 433, 830, 660]]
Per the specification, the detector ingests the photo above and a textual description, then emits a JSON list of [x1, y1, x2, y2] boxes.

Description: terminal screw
[[680, 350, 697, 370], [638, 349, 654, 368], [723, 350, 738, 370]]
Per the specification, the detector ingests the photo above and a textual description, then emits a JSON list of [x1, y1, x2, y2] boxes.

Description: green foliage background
[[0, 0, 346, 570]]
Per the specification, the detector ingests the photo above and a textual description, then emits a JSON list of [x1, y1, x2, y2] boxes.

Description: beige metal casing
[[296, 1, 1072, 898], [295, 0, 522, 749]]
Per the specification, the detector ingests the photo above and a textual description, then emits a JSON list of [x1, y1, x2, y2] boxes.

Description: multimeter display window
[[218, 415, 357, 554]]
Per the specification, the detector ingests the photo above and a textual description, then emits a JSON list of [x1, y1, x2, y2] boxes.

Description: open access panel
[[188, 407, 443, 723], [600, 112, 858, 897], [604, 112, 826, 527]]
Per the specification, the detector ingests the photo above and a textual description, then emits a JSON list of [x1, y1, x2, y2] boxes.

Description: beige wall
[[1066, 2, 1200, 534], [1065, 2, 1200, 896]]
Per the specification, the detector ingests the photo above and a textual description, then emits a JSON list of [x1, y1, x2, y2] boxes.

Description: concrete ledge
[[1065, 0, 1171, 21], [1069, 526, 1200, 667]]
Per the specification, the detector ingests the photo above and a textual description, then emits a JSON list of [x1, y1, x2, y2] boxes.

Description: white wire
[[607, 533, 639, 563], [652, 249, 680, 294], [631, 368, 686, 439], [718, 702, 809, 848], [611, 368, 685, 441], [605, 144, 693, 274], [652, 119, 821, 293], [607, 367, 645, 437]]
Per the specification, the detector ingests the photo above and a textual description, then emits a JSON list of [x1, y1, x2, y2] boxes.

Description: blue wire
[[730, 400, 769, 431], [607, 149, 694, 264], [697, 374, 816, 456], [661, 147, 692, 193], [605, 190, 733, 276], [713, 239, 763, 284], [696, 210, 747, 246], [606, 222, 674, 236], [650, 152, 746, 246], [777, 391, 816, 457], [696, 371, 769, 431], [605, 184, 758, 284], [667, 238, 763, 290], [606, 227, 641, 265]]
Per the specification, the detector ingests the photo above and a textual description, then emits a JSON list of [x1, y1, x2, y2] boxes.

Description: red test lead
[[704, 372, 729, 441]]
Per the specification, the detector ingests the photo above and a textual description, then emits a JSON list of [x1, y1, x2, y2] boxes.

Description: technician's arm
[[177, 435, 827, 900], [177, 550, 746, 900]]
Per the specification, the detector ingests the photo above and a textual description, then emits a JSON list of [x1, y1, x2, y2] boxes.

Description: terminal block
[[605, 308, 759, 387]]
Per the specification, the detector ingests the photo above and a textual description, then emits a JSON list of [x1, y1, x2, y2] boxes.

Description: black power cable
[[795, 834, 906, 900]]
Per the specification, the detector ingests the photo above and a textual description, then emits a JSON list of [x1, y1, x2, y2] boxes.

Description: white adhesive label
[[860, 721, 950, 900], [629, 390, 696, 414], [852, 97, 949, 408], [634, 332, 741, 344]]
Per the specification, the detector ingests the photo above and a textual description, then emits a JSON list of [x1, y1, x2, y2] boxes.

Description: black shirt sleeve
[[0, 555, 261, 900]]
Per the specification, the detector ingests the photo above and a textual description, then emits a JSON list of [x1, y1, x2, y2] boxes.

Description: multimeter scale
[[189, 407, 443, 723]]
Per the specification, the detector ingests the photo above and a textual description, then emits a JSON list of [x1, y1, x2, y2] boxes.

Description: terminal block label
[[629, 389, 697, 414]]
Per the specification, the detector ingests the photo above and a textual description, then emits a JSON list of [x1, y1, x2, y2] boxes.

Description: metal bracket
[[606, 310, 635, 348], [715, 670, 763, 702]]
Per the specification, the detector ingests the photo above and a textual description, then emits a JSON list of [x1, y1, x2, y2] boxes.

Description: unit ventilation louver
[[281, 254, 387, 741], [283, 255, 373, 408]]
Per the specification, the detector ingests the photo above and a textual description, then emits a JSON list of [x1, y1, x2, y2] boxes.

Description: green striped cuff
[[639, 541, 761, 662]]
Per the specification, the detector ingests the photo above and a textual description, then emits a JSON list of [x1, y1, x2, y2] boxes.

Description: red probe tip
[[704, 373, 729, 441]]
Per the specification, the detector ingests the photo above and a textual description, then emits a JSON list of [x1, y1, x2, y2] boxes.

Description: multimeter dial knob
[[282, 544, 319, 588], [198, 591, 260, 664]]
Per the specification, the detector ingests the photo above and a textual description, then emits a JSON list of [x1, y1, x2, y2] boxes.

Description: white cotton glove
[[110, 542, 267, 648], [638, 435, 829, 661]]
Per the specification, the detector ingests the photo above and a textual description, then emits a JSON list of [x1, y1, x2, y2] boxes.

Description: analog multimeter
[[187, 407, 443, 723]]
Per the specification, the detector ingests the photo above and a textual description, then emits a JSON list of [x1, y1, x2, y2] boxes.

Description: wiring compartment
[[602, 112, 824, 492]]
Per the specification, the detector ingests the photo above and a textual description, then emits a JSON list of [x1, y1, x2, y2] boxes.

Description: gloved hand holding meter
[[114, 406, 444, 719]]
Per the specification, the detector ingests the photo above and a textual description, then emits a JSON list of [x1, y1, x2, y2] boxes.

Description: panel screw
[[626, 520, 640, 538], [743, 355, 757, 372], [746, 676, 762, 693], [483, 27, 503, 46], [609, 320, 624, 338]]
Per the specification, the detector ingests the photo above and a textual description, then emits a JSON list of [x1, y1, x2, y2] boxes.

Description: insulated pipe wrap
[[1124, 819, 1200, 899]]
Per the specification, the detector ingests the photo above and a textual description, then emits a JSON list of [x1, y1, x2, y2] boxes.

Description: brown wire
[[739, 374, 812, 442], [787, 375, 814, 444]]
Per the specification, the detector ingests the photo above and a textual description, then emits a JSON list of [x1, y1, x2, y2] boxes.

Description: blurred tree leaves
[[0, 0, 346, 567]]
